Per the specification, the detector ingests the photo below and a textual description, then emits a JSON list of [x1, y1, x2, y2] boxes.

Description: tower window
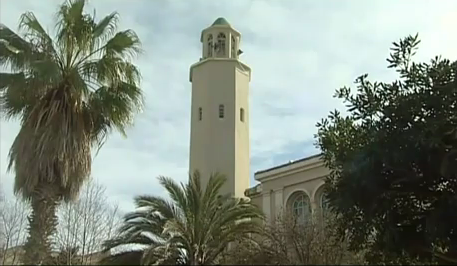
[[240, 108, 245, 122], [207, 34, 213, 57], [219, 104, 224, 118], [198, 107, 202, 121], [231, 35, 236, 59], [216, 33, 226, 57]]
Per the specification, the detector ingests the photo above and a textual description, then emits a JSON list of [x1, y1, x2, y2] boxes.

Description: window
[[292, 193, 311, 224], [321, 193, 330, 214], [240, 108, 245, 122], [207, 34, 213, 57], [218, 104, 224, 118], [198, 107, 202, 121], [231, 35, 236, 58], [216, 33, 226, 56]]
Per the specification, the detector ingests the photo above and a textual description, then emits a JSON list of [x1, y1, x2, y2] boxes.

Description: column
[[262, 192, 271, 223], [274, 189, 283, 217]]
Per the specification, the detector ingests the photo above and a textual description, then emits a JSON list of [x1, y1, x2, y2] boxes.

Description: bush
[[221, 212, 365, 265]]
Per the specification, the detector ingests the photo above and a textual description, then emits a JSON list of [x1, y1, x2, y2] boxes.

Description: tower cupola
[[200, 17, 242, 60]]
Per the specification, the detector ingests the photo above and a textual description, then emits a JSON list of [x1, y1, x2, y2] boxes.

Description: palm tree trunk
[[23, 185, 59, 265]]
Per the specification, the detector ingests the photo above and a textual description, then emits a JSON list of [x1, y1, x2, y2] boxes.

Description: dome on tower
[[212, 17, 230, 26]]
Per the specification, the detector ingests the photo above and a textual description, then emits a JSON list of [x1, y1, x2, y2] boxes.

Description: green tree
[[316, 34, 457, 264], [0, 0, 143, 263], [102, 171, 264, 265]]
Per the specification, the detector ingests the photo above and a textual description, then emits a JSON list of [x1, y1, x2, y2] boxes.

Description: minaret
[[189, 17, 251, 198]]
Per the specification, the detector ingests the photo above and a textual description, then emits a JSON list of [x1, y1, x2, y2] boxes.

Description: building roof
[[254, 153, 323, 175], [212, 17, 230, 26]]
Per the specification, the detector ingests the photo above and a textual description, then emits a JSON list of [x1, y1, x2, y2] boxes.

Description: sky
[[0, 0, 456, 212]]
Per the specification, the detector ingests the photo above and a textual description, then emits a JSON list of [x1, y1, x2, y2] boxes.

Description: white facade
[[246, 154, 330, 223]]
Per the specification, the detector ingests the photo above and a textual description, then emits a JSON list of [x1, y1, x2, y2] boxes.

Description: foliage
[[0, 0, 143, 263], [316, 34, 457, 264], [102, 171, 264, 265], [1, 0, 143, 202], [221, 212, 365, 265]]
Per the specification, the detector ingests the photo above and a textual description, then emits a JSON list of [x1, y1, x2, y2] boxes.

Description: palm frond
[[144, 184, 193, 247], [118, 219, 161, 237], [0, 24, 36, 71], [87, 80, 143, 145], [103, 30, 141, 60], [104, 172, 265, 265], [202, 172, 227, 212], [0, 72, 29, 118], [158, 176, 189, 216], [134, 195, 185, 225], [93, 12, 119, 41], [189, 170, 203, 195], [18, 12, 56, 56], [55, 0, 94, 60], [103, 233, 155, 251], [142, 243, 183, 265], [0, 23, 61, 86], [79, 53, 141, 85], [186, 171, 202, 219], [99, 250, 143, 265], [205, 222, 261, 264], [9, 86, 92, 201]]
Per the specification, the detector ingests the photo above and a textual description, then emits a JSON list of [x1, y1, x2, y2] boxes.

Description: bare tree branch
[[222, 211, 366, 265], [53, 180, 122, 265], [0, 197, 30, 265]]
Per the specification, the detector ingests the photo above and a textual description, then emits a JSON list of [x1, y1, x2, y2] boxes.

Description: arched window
[[321, 192, 330, 214], [198, 107, 202, 121], [240, 108, 245, 122], [207, 34, 213, 57], [219, 104, 224, 118], [231, 35, 236, 58], [216, 33, 226, 56], [291, 193, 311, 224]]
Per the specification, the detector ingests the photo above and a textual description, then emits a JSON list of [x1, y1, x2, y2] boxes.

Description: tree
[[221, 212, 364, 265], [316, 34, 457, 264], [52, 246, 82, 265], [53, 179, 122, 265], [0, 181, 121, 265], [0, 0, 143, 263], [0, 197, 30, 265], [102, 171, 264, 265]]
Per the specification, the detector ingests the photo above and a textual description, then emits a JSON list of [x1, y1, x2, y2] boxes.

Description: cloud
[[1, 0, 456, 212]]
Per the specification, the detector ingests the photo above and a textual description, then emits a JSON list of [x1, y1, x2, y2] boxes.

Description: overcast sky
[[1, 0, 456, 212]]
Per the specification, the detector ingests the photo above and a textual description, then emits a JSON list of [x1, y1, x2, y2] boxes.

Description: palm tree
[[0, 0, 143, 263], [102, 171, 264, 265]]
